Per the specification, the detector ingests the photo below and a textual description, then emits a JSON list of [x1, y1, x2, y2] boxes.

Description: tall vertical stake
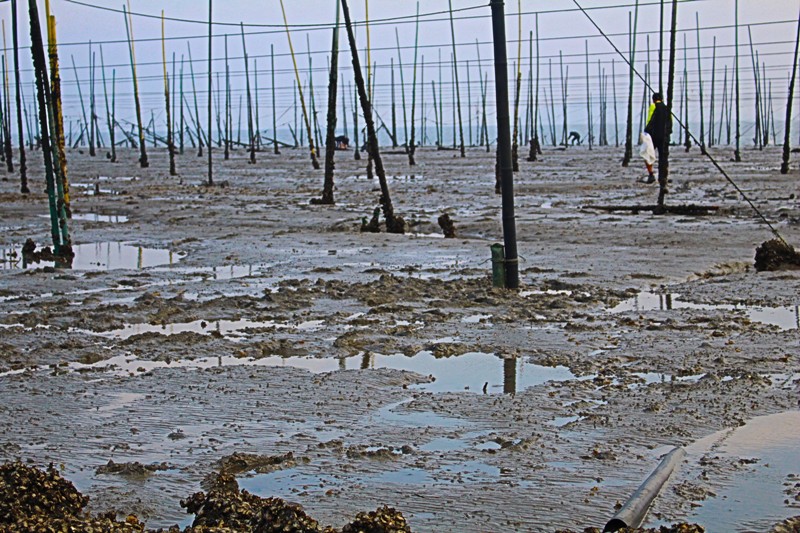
[[489, 0, 519, 289], [11, 0, 28, 193], [162, 11, 175, 175], [271, 44, 279, 154], [123, 3, 148, 167], [781, 7, 800, 174], [448, 0, 465, 157]]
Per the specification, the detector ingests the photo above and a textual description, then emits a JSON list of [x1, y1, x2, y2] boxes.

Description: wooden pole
[[612, 58, 619, 146], [179, 55, 185, 154], [683, 34, 691, 152], [780, 7, 800, 173], [44, 3, 70, 216], [340, 0, 404, 233], [317, 0, 340, 205]]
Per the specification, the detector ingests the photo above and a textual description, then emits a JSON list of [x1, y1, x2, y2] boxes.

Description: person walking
[[641, 92, 671, 184]]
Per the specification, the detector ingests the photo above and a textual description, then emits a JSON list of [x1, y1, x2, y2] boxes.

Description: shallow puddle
[[85, 318, 325, 340], [679, 411, 800, 532], [7, 351, 576, 396], [611, 291, 799, 330], [2, 242, 183, 270], [39, 213, 129, 223]]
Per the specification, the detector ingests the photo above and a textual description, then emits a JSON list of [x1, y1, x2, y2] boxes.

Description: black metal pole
[[489, 0, 519, 289]]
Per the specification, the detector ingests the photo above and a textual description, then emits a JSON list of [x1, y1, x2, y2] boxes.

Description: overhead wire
[[571, 0, 789, 246]]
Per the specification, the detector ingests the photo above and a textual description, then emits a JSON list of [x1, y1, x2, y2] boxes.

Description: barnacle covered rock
[[341, 505, 412, 533], [0, 462, 88, 524]]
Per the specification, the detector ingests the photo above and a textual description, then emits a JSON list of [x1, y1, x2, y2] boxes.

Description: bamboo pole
[[317, 0, 340, 205], [390, 57, 396, 147], [718, 65, 727, 144], [1, 23, 13, 171], [241, 24, 255, 164], [254, 59, 260, 149], [45, 2, 70, 215], [448, 0, 465, 157], [432, 80, 439, 147], [352, 80, 360, 159], [408, 3, 419, 165], [748, 28, 761, 149], [340, 0, 404, 233], [560, 51, 568, 147], [622, 2, 638, 166], [612, 58, 619, 146], [162, 12, 175, 175], [179, 55, 184, 153], [548, 58, 556, 146], [100, 46, 116, 162], [123, 4, 148, 167], [30, 0, 70, 256], [530, 15, 541, 160], [394, 28, 409, 152], [734, 0, 741, 161], [10, 0, 27, 193], [223, 35, 229, 159], [279, 0, 319, 169], [420, 54, 425, 146], [88, 42, 95, 156], [683, 34, 691, 152], [696, 13, 706, 154], [207, 0, 213, 184], [271, 44, 279, 155], [585, 40, 592, 150], [511, 0, 521, 167], [781, 7, 800, 173], [709, 36, 716, 146], [187, 43, 204, 155]]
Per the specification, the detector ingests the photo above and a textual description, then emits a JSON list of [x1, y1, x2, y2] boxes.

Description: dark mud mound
[[0, 462, 145, 532], [755, 239, 800, 272]]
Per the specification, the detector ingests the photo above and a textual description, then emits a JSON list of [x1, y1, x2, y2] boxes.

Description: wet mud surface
[[0, 146, 799, 531]]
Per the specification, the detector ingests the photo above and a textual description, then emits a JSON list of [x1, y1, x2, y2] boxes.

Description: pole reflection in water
[[503, 357, 517, 395], [360, 352, 371, 370]]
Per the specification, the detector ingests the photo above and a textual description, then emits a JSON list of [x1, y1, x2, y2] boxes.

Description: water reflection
[[2, 242, 182, 271], [612, 291, 799, 330]]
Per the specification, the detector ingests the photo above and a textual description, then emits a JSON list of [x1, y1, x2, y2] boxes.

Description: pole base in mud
[[491, 243, 506, 288], [583, 204, 719, 216]]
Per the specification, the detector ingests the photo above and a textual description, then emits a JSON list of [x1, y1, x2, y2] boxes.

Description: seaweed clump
[[754, 239, 800, 272]]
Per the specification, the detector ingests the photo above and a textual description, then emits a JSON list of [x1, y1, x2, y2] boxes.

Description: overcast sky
[[4, 0, 799, 142]]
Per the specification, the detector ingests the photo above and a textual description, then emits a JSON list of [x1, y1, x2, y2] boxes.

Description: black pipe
[[489, 0, 519, 289], [604, 447, 686, 532]]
